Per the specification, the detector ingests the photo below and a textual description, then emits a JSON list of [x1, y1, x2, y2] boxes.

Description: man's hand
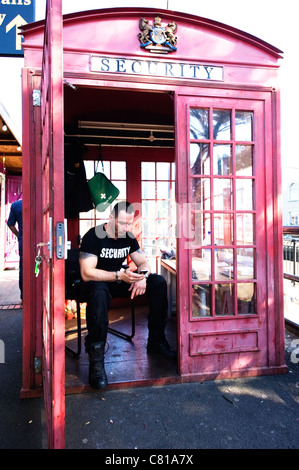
[[119, 267, 146, 299], [120, 267, 144, 285], [128, 277, 147, 299]]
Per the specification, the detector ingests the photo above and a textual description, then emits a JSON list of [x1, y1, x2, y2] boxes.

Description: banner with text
[[0, 0, 35, 56]]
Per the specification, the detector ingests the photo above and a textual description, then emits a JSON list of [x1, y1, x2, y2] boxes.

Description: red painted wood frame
[[22, 70, 43, 396], [176, 92, 285, 379], [40, 0, 64, 449]]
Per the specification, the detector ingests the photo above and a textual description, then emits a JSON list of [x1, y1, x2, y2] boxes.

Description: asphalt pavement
[[0, 269, 298, 450]]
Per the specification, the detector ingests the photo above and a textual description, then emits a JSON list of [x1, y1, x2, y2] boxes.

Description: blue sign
[[0, 1, 35, 56]]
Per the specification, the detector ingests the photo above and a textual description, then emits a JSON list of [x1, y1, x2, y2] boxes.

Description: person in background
[[7, 199, 23, 302]]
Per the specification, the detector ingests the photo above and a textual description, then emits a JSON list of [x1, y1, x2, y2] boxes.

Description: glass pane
[[214, 213, 233, 245], [143, 200, 156, 218], [289, 182, 299, 201], [215, 284, 234, 316], [213, 144, 232, 175], [236, 213, 255, 245], [142, 181, 155, 199], [111, 161, 126, 179], [81, 207, 94, 219], [142, 238, 157, 256], [79, 218, 93, 238], [235, 111, 253, 141], [238, 283, 256, 314], [192, 284, 211, 317], [213, 110, 231, 140], [191, 178, 211, 210], [236, 179, 253, 210], [157, 200, 170, 218], [96, 205, 110, 220], [214, 179, 232, 210], [171, 162, 175, 180], [156, 219, 169, 236], [114, 181, 126, 199], [84, 160, 96, 180], [190, 108, 209, 139], [190, 143, 210, 175], [157, 181, 170, 199], [157, 237, 171, 248], [237, 248, 254, 279], [236, 146, 253, 176], [101, 161, 110, 178], [203, 229, 211, 246], [171, 181, 175, 201], [156, 162, 170, 180], [141, 162, 155, 180], [192, 248, 211, 280], [142, 219, 156, 237], [215, 248, 234, 280], [190, 212, 211, 246], [148, 257, 157, 274]]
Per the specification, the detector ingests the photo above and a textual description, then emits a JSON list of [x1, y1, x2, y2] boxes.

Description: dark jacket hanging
[[64, 142, 94, 218]]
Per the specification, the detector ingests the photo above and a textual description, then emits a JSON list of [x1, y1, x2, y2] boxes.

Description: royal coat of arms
[[138, 16, 177, 53]]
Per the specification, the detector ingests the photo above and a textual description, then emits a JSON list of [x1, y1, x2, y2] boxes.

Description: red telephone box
[[20, 5, 287, 448]]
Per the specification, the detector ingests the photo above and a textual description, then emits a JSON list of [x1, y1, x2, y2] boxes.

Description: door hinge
[[33, 89, 41, 106]]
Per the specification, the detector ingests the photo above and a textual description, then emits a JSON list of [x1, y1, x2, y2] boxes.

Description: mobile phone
[[140, 270, 148, 274], [122, 264, 129, 270]]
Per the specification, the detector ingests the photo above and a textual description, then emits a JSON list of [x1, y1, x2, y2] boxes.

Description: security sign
[[0, 1, 35, 56]]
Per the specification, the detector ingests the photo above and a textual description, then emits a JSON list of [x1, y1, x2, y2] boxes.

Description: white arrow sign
[[0, 14, 6, 27], [6, 14, 27, 50]]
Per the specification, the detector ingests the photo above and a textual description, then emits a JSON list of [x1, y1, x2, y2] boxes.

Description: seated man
[[79, 201, 176, 389]]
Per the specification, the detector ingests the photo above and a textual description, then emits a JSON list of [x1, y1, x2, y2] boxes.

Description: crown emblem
[[138, 16, 177, 54]]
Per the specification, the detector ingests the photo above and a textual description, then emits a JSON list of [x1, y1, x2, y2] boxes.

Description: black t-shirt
[[80, 224, 140, 272]]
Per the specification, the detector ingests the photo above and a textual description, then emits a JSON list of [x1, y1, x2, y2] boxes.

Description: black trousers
[[79, 273, 168, 347]]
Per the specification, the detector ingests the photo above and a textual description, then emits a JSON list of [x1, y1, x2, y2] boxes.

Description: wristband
[[115, 271, 121, 283]]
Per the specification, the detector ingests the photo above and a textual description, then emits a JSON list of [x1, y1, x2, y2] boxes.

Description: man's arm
[[79, 252, 118, 282], [130, 248, 151, 274], [7, 205, 18, 238], [8, 225, 19, 238], [79, 251, 145, 285]]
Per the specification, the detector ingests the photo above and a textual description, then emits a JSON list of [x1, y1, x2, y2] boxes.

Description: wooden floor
[[65, 303, 178, 393]]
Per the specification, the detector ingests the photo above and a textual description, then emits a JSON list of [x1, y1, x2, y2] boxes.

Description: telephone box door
[[176, 94, 273, 378], [40, 0, 65, 449]]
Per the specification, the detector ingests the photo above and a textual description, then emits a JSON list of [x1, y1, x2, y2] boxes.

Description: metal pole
[[293, 239, 296, 276]]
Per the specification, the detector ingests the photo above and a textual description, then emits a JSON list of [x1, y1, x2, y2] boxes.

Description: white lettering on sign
[[6, 13, 27, 49], [0, 1, 31, 5], [0, 340, 4, 363], [91, 56, 223, 81], [0, 13, 6, 25]]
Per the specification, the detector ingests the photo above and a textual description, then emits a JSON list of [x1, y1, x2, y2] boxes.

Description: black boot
[[147, 335, 177, 360], [87, 342, 108, 389]]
